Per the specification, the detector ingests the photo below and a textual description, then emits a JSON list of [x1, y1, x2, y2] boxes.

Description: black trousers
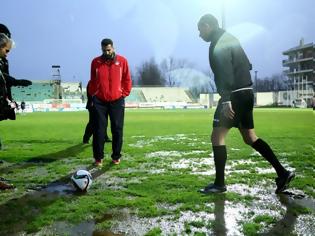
[[92, 96, 125, 161], [83, 109, 109, 142], [83, 110, 95, 142]]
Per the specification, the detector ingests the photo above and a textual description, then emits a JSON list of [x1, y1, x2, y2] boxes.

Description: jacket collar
[[209, 28, 225, 45]]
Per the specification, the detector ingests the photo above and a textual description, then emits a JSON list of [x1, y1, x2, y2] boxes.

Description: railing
[[282, 57, 314, 65]]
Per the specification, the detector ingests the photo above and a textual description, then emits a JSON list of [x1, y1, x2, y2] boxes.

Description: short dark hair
[[198, 14, 219, 29], [0, 24, 11, 38], [101, 38, 113, 47]]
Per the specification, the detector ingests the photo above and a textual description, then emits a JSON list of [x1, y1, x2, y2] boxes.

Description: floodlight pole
[[254, 71, 258, 92], [254, 70, 258, 105], [221, 0, 226, 29]]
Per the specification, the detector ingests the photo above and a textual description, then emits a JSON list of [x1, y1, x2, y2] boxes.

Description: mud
[[35, 220, 122, 236], [3, 181, 313, 236], [100, 187, 313, 235], [51, 192, 313, 236], [0, 136, 312, 235]]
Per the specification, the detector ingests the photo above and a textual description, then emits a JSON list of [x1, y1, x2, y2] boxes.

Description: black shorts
[[213, 89, 254, 129]]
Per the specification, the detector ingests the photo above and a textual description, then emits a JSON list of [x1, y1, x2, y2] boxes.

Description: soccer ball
[[71, 170, 93, 191]]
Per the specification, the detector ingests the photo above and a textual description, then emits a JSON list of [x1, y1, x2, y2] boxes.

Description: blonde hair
[[0, 33, 13, 49]]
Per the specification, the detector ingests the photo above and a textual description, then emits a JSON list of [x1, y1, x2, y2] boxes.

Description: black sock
[[252, 138, 286, 177], [213, 145, 227, 186]]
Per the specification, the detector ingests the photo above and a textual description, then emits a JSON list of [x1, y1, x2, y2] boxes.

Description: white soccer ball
[[71, 169, 93, 191]]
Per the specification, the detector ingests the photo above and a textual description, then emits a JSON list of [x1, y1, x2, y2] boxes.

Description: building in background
[[282, 39, 314, 107]]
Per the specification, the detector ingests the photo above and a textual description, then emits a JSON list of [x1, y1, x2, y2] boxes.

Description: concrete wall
[[201, 91, 298, 107]]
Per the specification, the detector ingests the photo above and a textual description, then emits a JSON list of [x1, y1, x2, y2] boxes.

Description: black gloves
[[17, 79, 32, 87]]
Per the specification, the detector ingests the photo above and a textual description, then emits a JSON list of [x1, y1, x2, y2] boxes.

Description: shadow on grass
[[203, 191, 313, 235], [0, 163, 112, 235], [12, 139, 76, 144], [262, 192, 314, 235], [0, 143, 89, 174]]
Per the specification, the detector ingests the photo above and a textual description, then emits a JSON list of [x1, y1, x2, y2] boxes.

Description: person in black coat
[[83, 82, 111, 144], [0, 24, 32, 120], [0, 25, 31, 190], [0, 32, 15, 190], [197, 14, 294, 194]]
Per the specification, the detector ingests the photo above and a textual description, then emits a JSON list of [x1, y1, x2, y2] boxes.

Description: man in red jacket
[[88, 38, 132, 166]]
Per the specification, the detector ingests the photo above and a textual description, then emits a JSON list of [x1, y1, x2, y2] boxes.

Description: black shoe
[[83, 138, 89, 144], [199, 183, 227, 194], [275, 171, 295, 194], [0, 181, 14, 190]]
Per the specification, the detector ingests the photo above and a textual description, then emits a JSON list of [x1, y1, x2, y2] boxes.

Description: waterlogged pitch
[[0, 108, 314, 235]]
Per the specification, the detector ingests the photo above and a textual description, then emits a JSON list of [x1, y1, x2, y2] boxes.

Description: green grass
[[0, 108, 314, 235]]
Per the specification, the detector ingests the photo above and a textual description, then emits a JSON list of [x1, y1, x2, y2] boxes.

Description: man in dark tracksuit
[[82, 82, 111, 144], [0, 24, 32, 121], [0, 25, 32, 147], [197, 14, 294, 194], [0, 33, 15, 190], [0, 24, 32, 102], [0, 26, 32, 190], [88, 38, 132, 166]]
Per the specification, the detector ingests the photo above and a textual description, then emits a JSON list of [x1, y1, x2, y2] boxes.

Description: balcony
[[282, 57, 314, 66], [283, 69, 290, 74], [285, 68, 314, 75], [283, 43, 314, 54]]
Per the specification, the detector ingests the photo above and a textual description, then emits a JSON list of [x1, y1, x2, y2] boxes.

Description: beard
[[102, 52, 115, 60]]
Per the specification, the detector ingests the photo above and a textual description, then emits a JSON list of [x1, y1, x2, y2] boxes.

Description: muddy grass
[[0, 110, 314, 235], [32, 188, 314, 235], [2, 140, 313, 235]]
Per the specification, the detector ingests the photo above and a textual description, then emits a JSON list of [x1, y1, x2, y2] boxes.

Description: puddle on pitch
[[43, 182, 77, 195], [129, 134, 202, 148], [169, 158, 251, 176], [97, 196, 313, 235], [170, 157, 212, 170], [25, 180, 87, 197], [147, 168, 166, 174], [36, 220, 122, 236], [27, 178, 314, 235], [14, 189, 314, 236], [146, 150, 208, 159]]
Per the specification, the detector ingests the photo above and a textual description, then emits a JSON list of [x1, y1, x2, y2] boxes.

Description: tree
[[136, 58, 165, 86], [255, 73, 287, 92], [160, 57, 194, 87], [202, 69, 216, 93]]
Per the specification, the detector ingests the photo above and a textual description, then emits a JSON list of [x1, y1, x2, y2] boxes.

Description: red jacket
[[88, 54, 132, 102]]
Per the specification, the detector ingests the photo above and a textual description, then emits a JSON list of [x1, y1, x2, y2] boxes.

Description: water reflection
[[263, 192, 314, 235], [0, 163, 111, 235], [212, 197, 227, 236]]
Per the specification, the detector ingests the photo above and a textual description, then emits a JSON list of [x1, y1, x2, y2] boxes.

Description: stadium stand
[[12, 82, 204, 111], [140, 87, 192, 103], [61, 82, 83, 100], [125, 88, 147, 103], [11, 80, 62, 102]]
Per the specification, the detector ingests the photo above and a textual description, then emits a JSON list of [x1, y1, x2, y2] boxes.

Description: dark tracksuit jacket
[[0, 58, 31, 101], [209, 28, 253, 102], [0, 59, 15, 120]]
